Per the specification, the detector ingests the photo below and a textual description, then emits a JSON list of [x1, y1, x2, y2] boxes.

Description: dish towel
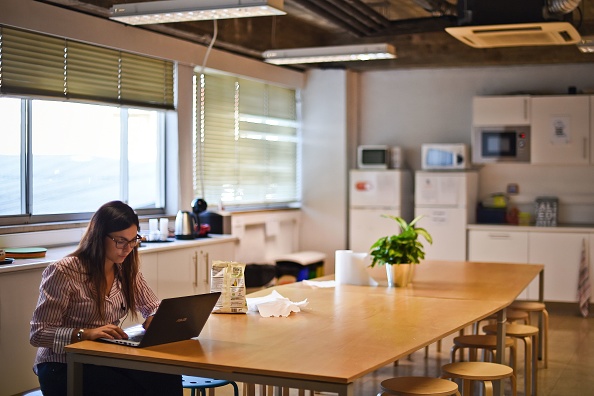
[[578, 239, 591, 318]]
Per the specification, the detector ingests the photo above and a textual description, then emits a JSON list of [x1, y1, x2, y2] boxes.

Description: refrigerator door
[[349, 208, 402, 253], [415, 172, 467, 207], [414, 207, 467, 261], [350, 170, 403, 208]]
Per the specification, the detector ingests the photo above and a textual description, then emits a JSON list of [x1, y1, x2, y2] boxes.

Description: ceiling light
[[110, 0, 285, 25], [577, 36, 594, 53], [262, 44, 397, 65]]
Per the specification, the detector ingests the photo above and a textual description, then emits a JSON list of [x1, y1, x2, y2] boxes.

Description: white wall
[[299, 70, 357, 273]]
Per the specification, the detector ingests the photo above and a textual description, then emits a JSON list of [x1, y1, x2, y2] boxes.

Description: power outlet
[[506, 183, 519, 195]]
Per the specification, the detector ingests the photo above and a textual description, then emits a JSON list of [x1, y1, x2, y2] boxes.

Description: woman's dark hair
[[72, 200, 140, 320]]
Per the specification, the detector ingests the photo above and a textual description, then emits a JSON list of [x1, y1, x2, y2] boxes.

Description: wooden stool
[[378, 376, 460, 396], [510, 300, 549, 368], [483, 323, 538, 396], [450, 334, 516, 371], [472, 309, 529, 334], [441, 362, 516, 396]]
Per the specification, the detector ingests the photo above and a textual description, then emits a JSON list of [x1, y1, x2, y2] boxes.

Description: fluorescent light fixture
[[577, 36, 594, 53], [110, 0, 285, 25], [262, 44, 397, 65]]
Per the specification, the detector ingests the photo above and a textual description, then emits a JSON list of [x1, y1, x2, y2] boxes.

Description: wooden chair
[[510, 300, 549, 368], [441, 362, 516, 396], [378, 376, 460, 396], [483, 323, 539, 396]]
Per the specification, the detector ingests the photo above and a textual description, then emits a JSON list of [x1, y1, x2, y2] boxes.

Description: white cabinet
[[467, 230, 531, 299], [472, 96, 531, 126], [528, 232, 588, 302], [0, 267, 45, 396], [531, 95, 590, 165], [156, 240, 236, 299]]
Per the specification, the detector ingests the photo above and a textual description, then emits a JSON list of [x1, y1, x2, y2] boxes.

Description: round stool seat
[[380, 376, 459, 396], [506, 309, 530, 322], [483, 323, 538, 337], [453, 334, 514, 349], [182, 375, 239, 396], [442, 362, 513, 381], [510, 301, 546, 311]]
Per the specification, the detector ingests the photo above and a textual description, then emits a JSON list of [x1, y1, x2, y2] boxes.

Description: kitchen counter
[[467, 223, 594, 233], [0, 235, 237, 274]]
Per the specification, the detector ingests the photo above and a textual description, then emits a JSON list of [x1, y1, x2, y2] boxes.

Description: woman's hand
[[79, 324, 128, 341]]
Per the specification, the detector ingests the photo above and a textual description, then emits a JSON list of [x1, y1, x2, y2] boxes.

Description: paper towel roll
[[335, 250, 378, 286]]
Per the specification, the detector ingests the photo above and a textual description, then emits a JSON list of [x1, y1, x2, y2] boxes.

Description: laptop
[[101, 292, 221, 348]]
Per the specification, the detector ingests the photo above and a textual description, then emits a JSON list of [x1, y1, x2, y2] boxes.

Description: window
[[0, 98, 165, 220], [0, 25, 173, 223], [194, 73, 300, 209]]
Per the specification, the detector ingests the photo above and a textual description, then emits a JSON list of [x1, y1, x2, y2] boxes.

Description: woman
[[30, 201, 182, 396]]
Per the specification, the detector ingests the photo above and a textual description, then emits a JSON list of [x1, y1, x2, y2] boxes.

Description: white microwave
[[421, 143, 469, 170], [357, 145, 404, 169]]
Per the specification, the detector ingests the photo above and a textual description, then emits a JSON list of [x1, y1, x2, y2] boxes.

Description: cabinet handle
[[523, 98, 528, 121], [193, 251, 198, 287], [584, 137, 588, 159], [205, 252, 210, 285], [488, 233, 510, 239]]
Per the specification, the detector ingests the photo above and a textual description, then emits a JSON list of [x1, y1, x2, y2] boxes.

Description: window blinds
[[0, 26, 174, 109], [195, 73, 299, 208]]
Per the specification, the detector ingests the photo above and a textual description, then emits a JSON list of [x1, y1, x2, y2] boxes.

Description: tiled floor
[[207, 303, 593, 396]]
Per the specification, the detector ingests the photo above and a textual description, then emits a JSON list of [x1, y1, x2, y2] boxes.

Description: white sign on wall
[[549, 115, 571, 145]]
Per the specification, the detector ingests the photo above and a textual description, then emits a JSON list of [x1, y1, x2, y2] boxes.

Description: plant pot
[[386, 263, 414, 287]]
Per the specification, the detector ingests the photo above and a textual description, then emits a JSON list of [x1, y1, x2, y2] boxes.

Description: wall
[[356, 64, 594, 224]]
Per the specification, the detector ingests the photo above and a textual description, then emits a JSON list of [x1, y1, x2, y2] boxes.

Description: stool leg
[[533, 333, 539, 396], [543, 308, 549, 368], [231, 382, 239, 396], [482, 380, 493, 396], [523, 336, 532, 396]]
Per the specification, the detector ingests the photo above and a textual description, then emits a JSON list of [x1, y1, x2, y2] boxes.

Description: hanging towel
[[578, 239, 591, 318]]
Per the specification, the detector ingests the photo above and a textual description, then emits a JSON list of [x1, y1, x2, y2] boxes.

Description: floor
[[202, 303, 593, 396]]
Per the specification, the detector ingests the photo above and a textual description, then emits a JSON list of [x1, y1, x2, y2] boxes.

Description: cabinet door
[[0, 268, 45, 395], [156, 248, 200, 299], [531, 96, 590, 164], [467, 230, 530, 299], [529, 232, 588, 302], [472, 96, 531, 126]]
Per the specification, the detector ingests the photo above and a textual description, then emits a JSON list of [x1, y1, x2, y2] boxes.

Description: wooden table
[[66, 260, 543, 396]]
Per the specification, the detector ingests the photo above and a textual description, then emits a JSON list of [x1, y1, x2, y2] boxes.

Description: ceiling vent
[[446, 0, 582, 48], [446, 22, 581, 48]]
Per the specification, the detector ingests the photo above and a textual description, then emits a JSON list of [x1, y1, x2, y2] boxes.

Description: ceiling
[[36, 0, 594, 71]]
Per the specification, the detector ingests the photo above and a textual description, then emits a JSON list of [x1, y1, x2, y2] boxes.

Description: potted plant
[[369, 215, 432, 287]]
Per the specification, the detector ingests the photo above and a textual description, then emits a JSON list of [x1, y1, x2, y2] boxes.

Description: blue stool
[[182, 375, 239, 396]]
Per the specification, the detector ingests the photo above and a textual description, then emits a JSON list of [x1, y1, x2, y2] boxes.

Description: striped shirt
[[30, 256, 160, 372]]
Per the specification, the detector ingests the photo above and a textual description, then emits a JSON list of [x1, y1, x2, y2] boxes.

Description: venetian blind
[[195, 73, 299, 208], [0, 26, 174, 109]]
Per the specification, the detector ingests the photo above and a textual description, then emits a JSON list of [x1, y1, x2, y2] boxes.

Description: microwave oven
[[357, 145, 403, 169], [472, 126, 530, 164], [421, 143, 469, 170]]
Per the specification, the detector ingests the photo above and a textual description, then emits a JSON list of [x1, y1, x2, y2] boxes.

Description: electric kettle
[[174, 210, 196, 240]]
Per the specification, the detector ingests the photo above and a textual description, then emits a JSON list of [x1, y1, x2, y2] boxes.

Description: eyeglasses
[[107, 235, 142, 249]]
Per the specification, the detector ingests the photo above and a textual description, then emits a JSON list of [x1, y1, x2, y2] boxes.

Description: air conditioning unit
[[446, 0, 582, 48], [446, 22, 581, 48]]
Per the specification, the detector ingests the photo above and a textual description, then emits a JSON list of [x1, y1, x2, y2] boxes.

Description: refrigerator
[[414, 171, 478, 261], [349, 169, 413, 253]]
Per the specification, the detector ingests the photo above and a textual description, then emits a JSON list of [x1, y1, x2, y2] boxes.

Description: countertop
[[0, 234, 237, 274], [467, 223, 594, 233]]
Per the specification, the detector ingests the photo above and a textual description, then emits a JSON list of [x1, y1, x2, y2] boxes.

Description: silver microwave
[[472, 126, 530, 164]]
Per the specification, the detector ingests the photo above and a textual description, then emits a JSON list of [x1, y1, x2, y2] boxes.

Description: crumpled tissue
[[246, 290, 308, 317]]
